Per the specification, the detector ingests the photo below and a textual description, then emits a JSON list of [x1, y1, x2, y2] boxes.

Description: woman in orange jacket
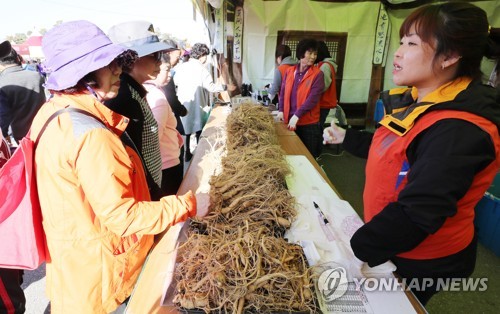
[[29, 21, 197, 313]]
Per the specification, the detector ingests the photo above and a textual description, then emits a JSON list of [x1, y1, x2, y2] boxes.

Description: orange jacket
[[364, 110, 500, 259], [29, 94, 195, 313], [318, 60, 338, 109], [282, 66, 321, 125]]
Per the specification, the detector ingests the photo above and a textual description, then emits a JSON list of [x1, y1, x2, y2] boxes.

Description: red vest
[[283, 65, 321, 125], [364, 110, 500, 259], [278, 63, 294, 80], [318, 61, 338, 109]]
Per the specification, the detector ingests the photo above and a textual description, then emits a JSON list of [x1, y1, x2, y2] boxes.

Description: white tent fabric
[[242, 0, 388, 102]]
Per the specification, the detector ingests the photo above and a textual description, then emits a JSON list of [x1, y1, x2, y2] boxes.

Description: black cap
[[0, 40, 12, 58]]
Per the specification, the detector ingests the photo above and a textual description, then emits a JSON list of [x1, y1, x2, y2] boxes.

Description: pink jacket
[[144, 81, 183, 170]]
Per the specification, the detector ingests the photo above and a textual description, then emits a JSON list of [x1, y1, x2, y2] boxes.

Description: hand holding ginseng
[[161, 190, 197, 225], [179, 190, 197, 218], [323, 123, 346, 144]]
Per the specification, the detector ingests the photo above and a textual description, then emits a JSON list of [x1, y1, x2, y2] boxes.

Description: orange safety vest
[[278, 63, 295, 81], [364, 110, 500, 260], [318, 61, 337, 109], [282, 65, 321, 125]]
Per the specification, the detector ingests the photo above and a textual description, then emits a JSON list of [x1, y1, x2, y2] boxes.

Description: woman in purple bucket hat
[[29, 20, 197, 313]]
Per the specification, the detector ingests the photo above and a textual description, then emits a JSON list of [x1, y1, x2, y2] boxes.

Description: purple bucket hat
[[42, 20, 127, 91]]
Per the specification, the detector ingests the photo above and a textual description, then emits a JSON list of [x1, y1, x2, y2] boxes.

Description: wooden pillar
[[365, 64, 385, 129]]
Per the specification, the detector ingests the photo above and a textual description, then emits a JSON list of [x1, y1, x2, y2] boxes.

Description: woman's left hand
[[288, 115, 299, 131]]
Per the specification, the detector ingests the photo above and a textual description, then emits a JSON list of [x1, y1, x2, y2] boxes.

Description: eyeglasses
[[146, 51, 163, 62]]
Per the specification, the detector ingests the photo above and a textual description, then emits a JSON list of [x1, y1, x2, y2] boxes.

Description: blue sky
[[2, 0, 207, 42]]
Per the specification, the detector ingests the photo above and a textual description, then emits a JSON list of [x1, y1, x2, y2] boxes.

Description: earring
[[441, 64, 445, 70]]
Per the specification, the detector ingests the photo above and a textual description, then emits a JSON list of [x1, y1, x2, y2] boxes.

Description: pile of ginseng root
[[174, 104, 317, 313]]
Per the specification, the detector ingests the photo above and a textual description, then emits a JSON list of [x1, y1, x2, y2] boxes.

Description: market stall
[[126, 104, 425, 313], [195, 0, 499, 128]]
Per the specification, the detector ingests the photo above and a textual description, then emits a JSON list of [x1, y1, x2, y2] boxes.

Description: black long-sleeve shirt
[[162, 79, 187, 135], [0, 65, 46, 142], [344, 120, 495, 267], [342, 79, 500, 280]]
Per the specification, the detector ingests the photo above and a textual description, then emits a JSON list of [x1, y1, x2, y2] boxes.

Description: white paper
[[284, 155, 417, 314]]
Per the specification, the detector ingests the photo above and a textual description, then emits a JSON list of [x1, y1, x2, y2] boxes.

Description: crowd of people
[[0, 1, 499, 313], [0, 18, 225, 313]]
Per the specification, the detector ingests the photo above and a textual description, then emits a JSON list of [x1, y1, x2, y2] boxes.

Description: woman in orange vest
[[324, 2, 500, 305], [316, 40, 338, 128], [277, 39, 324, 158], [268, 44, 297, 104]]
